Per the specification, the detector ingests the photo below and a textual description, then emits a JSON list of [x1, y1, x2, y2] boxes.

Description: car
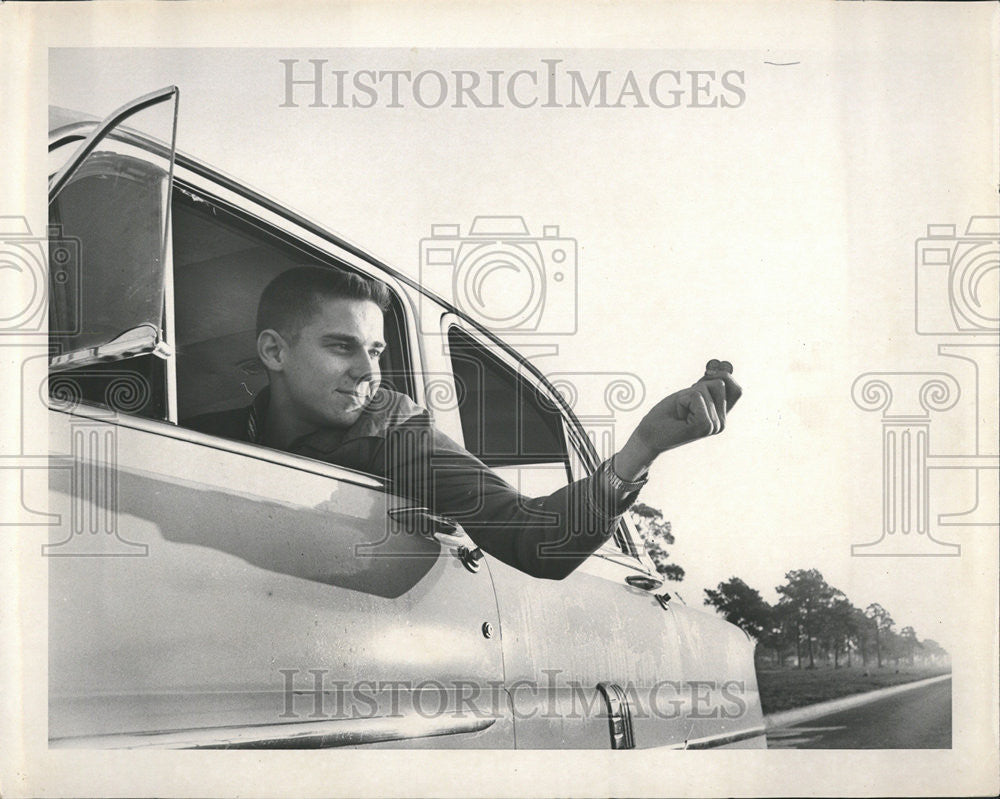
[[45, 86, 766, 750]]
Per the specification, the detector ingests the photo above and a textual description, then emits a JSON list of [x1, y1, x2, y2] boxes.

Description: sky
[[45, 28, 997, 655]]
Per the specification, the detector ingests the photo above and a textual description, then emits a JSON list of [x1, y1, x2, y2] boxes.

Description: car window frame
[[440, 317, 647, 562], [47, 133, 424, 496], [167, 182, 418, 420], [441, 319, 572, 481], [48, 134, 178, 424]]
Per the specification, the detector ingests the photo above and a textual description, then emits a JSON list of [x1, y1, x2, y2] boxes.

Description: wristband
[[605, 456, 649, 495]]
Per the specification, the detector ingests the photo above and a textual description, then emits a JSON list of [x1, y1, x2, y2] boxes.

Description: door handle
[[386, 506, 469, 548], [457, 545, 484, 573], [624, 574, 671, 609], [625, 574, 664, 591]]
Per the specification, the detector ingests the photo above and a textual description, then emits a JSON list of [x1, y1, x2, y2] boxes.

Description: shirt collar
[[246, 387, 270, 444]]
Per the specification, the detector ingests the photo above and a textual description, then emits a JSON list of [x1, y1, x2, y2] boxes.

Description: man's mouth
[[335, 388, 372, 405]]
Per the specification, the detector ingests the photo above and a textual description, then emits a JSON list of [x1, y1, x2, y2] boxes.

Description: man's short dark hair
[[256, 266, 392, 340]]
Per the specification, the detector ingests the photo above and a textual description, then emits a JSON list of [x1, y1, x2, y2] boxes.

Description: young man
[[186, 266, 741, 580]]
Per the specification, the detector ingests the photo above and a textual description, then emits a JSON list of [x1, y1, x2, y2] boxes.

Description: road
[[766, 677, 952, 749]]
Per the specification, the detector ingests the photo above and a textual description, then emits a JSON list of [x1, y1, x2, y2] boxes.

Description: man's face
[[274, 297, 386, 429]]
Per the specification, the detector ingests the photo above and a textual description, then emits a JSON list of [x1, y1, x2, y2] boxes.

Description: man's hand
[[613, 360, 742, 480]]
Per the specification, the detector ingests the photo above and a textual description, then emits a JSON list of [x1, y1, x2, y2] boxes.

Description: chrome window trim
[[48, 86, 178, 201], [162, 179, 179, 423], [592, 548, 647, 571], [49, 403, 386, 491]]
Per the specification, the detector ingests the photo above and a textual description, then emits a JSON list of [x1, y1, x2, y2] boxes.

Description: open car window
[[446, 324, 573, 496], [172, 186, 415, 441], [445, 323, 641, 557]]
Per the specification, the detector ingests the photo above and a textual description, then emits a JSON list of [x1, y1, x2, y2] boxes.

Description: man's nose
[[348, 350, 380, 384]]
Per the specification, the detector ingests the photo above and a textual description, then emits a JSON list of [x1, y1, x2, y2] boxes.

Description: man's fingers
[[722, 375, 743, 409], [698, 378, 728, 432], [699, 368, 742, 411], [717, 373, 742, 410], [688, 385, 720, 436]]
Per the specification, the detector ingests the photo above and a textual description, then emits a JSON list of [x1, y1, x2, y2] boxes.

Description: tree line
[[702, 569, 949, 670], [625, 504, 947, 671]]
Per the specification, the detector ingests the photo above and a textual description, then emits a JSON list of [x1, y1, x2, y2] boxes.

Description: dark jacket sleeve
[[382, 415, 640, 580]]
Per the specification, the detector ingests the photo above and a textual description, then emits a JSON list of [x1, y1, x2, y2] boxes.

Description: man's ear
[[257, 329, 287, 372]]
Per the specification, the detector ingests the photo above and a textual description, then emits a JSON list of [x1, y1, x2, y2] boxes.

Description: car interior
[[172, 188, 414, 425]]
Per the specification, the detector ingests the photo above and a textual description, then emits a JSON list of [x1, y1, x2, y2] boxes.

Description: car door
[[438, 319, 765, 749], [46, 92, 511, 749]]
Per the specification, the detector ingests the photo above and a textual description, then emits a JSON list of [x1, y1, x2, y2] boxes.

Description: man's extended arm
[[386, 363, 741, 580]]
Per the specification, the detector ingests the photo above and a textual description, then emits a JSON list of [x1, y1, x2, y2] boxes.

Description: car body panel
[[48, 409, 512, 748]]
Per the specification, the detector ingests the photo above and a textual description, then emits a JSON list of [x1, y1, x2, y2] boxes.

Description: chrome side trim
[[674, 725, 768, 750], [48, 405, 385, 490], [49, 714, 497, 750]]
